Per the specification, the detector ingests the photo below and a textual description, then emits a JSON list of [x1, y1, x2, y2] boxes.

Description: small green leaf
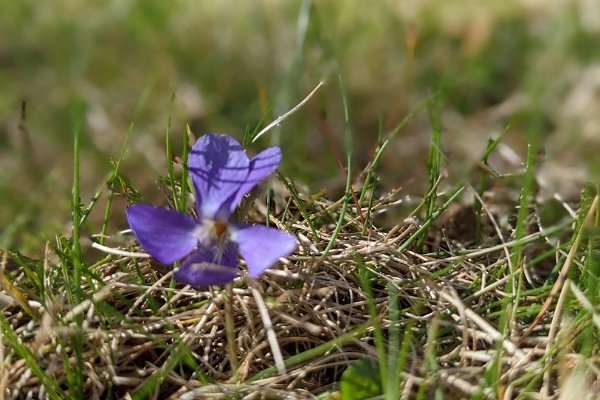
[[340, 359, 382, 400]]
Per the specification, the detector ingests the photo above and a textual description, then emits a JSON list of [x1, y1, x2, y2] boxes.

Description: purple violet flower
[[126, 133, 297, 288]]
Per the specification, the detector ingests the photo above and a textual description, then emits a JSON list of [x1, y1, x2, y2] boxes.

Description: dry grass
[[2, 173, 599, 399]]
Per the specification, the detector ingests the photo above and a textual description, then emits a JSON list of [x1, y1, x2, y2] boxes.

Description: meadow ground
[[1, 1, 600, 398]]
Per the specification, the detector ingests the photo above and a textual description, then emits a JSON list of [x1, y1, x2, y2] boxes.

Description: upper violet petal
[[188, 134, 250, 221], [174, 244, 238, 288], [126, 204, 198, 265], [231, 147, 282, 209], [233, 224, 296, 278]]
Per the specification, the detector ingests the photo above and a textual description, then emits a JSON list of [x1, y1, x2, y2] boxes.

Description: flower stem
[[224, 283, 239, 375]]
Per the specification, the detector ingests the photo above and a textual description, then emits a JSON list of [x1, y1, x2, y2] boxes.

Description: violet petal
[[126, 205, 198, 264], [188, 134, 250, 221], [233, 224, 296, 278], [231, 147, 282, 210], [174, 244, 238, 288]]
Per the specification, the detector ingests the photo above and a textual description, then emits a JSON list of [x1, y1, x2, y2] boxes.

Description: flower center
[[193, 219, 230, 247], [213, 221, 227, 238]]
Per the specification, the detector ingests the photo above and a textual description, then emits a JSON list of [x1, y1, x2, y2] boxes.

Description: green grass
[[69, 100, 85, 399], [2, 1, 600, 399], [2, 114, 599, 398]]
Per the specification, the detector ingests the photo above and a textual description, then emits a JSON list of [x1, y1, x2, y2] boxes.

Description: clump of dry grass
[[1, 173, 600, 399]]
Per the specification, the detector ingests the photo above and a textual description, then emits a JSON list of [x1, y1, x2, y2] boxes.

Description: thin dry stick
[[91, 242, 151, 258], [419, 223, 573, 267], [183, 301, 219, 345], [439, 289, 526, 361], [541, 279, 571, 397], [249, 280, 286, 374], [469, 183, 522, 348], [157, 280, 196, 313], [63, 282, 115, 323], [468, 184, 514, 276], [439, 370, 494, 399], [464, 259, 512, 301], [252, 81, 325, 143], [128, 270, 175, 317], [522, 195, 598, 341]]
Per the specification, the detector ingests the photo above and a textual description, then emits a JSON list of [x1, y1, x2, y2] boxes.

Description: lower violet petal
[[233, 224, 297, 278], [174, 244, 238, 288], [126, 204, 198, 265]]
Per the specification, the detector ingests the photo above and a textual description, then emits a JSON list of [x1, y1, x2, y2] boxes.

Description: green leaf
[[340, 359, 382, 400]]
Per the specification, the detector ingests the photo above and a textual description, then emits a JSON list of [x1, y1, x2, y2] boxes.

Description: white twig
[[439, 289, 526, 361], [542, 279, 571, 397], [91, 242, 151, 258], [183, 301, 219, 346], [63, 282, 115, 323], [249, 280, 286, 374], [127, 270, 175, 317], [252, 81, 325, 143]]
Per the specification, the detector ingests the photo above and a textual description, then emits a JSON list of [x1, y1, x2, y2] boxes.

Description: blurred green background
[[1, 0, 599, 254]]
